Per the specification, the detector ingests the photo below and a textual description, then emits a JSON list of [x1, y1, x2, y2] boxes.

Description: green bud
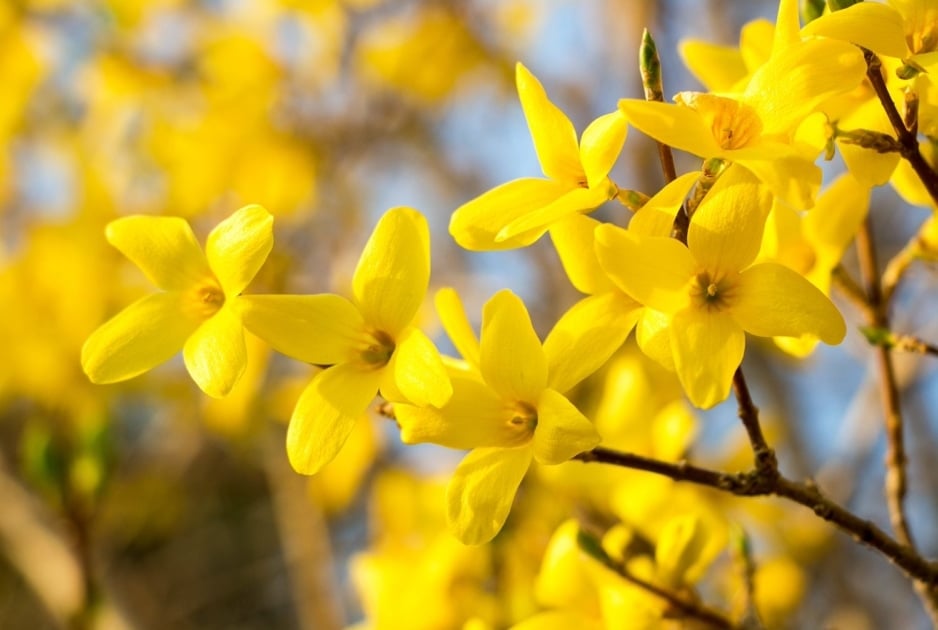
[[827, 0, 861, 11], [801, 0, 826, 23]]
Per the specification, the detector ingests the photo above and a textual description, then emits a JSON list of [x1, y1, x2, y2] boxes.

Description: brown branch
[[864, 49, 938, 207], [862, 326, 938, 357], [574, 447, 938, 588], [577, 526, 737, 629], [732, 367, 777, 475]]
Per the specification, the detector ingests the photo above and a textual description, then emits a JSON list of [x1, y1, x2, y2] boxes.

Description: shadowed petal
[[533, 389, 600, 465], [106, 216, 212, 291], [183, 303, 246, 398], [480, 290, 547, 403], [670, 309, 744, 409]]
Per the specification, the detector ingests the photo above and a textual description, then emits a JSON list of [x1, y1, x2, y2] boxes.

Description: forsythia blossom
[[81, 205, 273, 398]]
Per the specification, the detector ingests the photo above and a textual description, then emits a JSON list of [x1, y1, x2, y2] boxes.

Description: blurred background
[[3, 0, 938, 628]]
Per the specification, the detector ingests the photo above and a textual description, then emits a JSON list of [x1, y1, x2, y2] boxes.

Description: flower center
[[675, 92, 762, 151], [504, 400, 538, 445], [689, 271, 736, 312], [358, 329, 396, 369], [184, 279, 225, 320]]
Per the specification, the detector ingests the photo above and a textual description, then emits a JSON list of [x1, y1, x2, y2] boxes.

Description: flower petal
[[628, 171, 698, 237], [496, 185, 608, 243], [81, 292, 198, 384], [743, 38, 866, 136], [617, 99, 722, 158], [544, 293, 641, 394], [446, 446, 533, 545], [679, 40, 748, 92], [533, 389, 600, 465], [733, 151, 821, 211], [397, 374, 523, 449], [670, 309, 744, 409], [595, 225, 695, 313], [480, 290, 547, 403], [805, 174, 871, 270], [801, 2, 908, 59], [579, 110, 628, 189], [353, 207, 429, 337], [434, 287, 480, 366], [205, 204, 274, 296], [106, 216, 212, 291], [687, 165, 772, 274], [286, 363, 382, 475], [183, 303, 247, 398], [549, 214, 616, 295], [516, 62, 584, 184], [636, 308, 676, 372], [387, 326, 452, 407], [733, 262, 846, 344], [237, 294, 364, 365], [450, 178, 576, 251]]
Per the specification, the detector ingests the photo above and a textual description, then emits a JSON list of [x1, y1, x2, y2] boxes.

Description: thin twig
[[573, 447, 938, 588], [862, 326, 938, 357], [732, 367, 778, 475], [832, 264, 876, 319], [640, 29, 677, 184], [577, 527, 737, 629], [863, 49, 938, 207]]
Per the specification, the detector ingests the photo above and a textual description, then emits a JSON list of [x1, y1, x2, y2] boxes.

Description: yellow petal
[[670, 309, 744, 409], [733, 262, 846, 344], [480, 290, 547, 403], [743, 38, 866, 136], [549, 214, 616, 295], [533, 389, 600, 465], [516, 62, 585, 184], [106, 215, 212, 291], [733, 151, 821, 211], [353, 207, 429, 337], [286, 364, 382, 475], [771, 0, 802, 54], [679, 40, 748, 92], [595, 225, 695, 313], [434, 287, 480, 367], [801, 2, 908, 58], [655, 514, 708, 587], [182, 303, 246, 398], [579, 110, 627, 189], [397, 375, 526, 449], [636, 308, 675, 372], [512, 612, 603, 630], [446, 446, 533, 545], [618, 99, 722, 158], [496, 185, 608, 243], [205, 204, 274, 296], [544, 293, 641, 394], [805, 174, 871, 270], [628, 171, 699, 237], [386, 326, 452, 407], [81, 292, 198, 384], [237, 294, 365, 365], [450, 178, 574, 251], [688, 165, 772, 274]]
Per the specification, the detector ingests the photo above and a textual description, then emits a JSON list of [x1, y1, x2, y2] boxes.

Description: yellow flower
[[450, 62, 627, 250], [238, 207, 452, 475], [803, 0, 938, 71], [81, 205, 273, 398], [396, 290, 601, 544], [595, 167, 846, 408], [620, 31, 864, 209]]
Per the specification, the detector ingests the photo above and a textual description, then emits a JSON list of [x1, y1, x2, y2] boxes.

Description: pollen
[[675, 92, 762, 151]]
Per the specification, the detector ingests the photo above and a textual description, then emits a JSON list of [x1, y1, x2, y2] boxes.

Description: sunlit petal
[[618, 99, 722, 158], [237, 293, 365, 365], [733, 152, 821, 211], [81, 292, 198, 384], [106, 216, 212, 291], [205, 204, 274, 296], [671, 309, 744, 409], [733, 262, 846, 344], [533, 389, 600, 465], [544, 293, 641, 394], [628, 171, 698, 237], [446, 446, 533, 545], [579, 110, 628, 189], [496, 185, 608, 243], [516, 62, 585, 184], [636, 308, 675, 371], [286, 364, 382, 475], [434, 288, 480, 367], [450, 178, 575, 251], [388, 327, 452, 407], [549, 214, 616, 294], [595, 225, 694, 313], [688, 165, 772, 274], [183, 303, 246, 398], [801, 2, 908, 58], [480, 290, 547, 402], [353, 207, 429, 337]]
